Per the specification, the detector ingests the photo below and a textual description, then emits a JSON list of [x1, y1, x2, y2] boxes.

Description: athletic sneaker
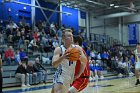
[[89, 77, 93, 81], [26, 84, 31, 87], [118, 73, 123, 77], [135, 79, 140, 85], [129, 72, 134, 77], [100, 76, 104, 79], [21, 84, 26, 87]]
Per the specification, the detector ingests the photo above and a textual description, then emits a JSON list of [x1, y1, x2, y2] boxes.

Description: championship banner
[[128, 24, 137, 45]]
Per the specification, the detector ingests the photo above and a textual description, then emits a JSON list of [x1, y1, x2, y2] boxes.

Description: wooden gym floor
[[3, 76, 140, 93]]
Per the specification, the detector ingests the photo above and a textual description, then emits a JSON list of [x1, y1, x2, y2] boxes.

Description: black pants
[[0, 70, 2, 93]]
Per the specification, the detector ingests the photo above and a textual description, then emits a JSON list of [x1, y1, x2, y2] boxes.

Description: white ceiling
[[44, 0, 140, 16]]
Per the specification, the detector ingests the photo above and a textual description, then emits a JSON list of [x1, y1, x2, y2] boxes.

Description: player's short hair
[[62, 29, 73, 39], [63, 29, 72, 33], [137, 42, 140, 45], [73, 35, 83, 46]]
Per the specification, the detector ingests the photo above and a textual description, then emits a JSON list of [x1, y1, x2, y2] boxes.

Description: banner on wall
[[128, 24, 137, 45], [80, 11, 86, 19]]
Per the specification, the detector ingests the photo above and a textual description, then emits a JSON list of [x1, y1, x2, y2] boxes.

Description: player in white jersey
[[134, 43, 140, 85], [51, 29, 87, 93]]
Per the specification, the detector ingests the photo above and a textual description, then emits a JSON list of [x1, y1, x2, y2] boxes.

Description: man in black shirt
[[15, 61, 30, 87]]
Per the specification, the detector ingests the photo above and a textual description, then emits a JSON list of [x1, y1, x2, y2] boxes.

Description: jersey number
[[69, 61, 73, 66]]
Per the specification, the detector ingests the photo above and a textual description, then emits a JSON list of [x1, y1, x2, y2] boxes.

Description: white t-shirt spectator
[[52, 41, 59, 48]]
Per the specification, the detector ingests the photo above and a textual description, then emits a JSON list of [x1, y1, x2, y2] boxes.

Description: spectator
[[101, 51, 110, 69], [0, 32, 4, 45], [40, 37, 52, 53], [33, 30, 39, 41], [4, 46, 15, 65], [52, 36, 59, 49], [50, 22, 56, 37], [33, 58, 47, 84], [19, 48, 28, 64], [26, 61, 37, 85], [28, 38, 38, 51], [42, 21, 46, 29], [56, 28, 62, 45], [50, 22, 55, 31], [15, 50, 21, 65], [90, 49, 96, 60], [130, 54, 135, 73], [117, 57, 129, 77], [89, 59, 104, 80], [15, 61, 30, 87]]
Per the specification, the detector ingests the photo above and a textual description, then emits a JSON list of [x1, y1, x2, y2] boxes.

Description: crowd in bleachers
[[0, 19, 66, 87], [87, 44, 135, 80], [0, 19, 65, 65], [0, 19, 137, 87]]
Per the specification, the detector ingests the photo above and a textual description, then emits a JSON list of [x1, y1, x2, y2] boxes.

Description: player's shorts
[[53, 67, 74, 93], [71, 76, 89, 92]]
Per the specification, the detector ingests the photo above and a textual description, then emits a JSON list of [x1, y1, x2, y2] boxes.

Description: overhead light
[[2, 0, 14, 2], [86, 0, 106, 6], [23, 6, 26, 9], [114, 5, 119, 8], [110, 4, 114, 7], [86, 0, 93, 3], [63, 12, 72, 16], [15, 13, 18, 16], [98, 12, 135, 19], [8, 8, 11, 12]]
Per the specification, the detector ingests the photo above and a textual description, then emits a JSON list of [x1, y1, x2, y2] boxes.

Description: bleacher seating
[[3, 65, 21, 87], [2, 51, 56, 87], [2, 64, 56, 87]]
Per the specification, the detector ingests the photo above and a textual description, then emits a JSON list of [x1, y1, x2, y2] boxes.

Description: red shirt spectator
[[33, 31, 39, 41], [4, 46, 14, 59]]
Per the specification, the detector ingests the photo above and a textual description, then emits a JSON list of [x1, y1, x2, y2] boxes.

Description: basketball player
[[68, 35, 90, 93], [52, 29, 87, 93], [134, 43, 140, 85]]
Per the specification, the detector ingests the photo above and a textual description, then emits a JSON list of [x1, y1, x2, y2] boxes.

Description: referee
[[0, 54, 3, 93]]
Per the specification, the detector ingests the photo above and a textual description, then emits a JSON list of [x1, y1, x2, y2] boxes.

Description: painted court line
[[3, 76, 132, 93]]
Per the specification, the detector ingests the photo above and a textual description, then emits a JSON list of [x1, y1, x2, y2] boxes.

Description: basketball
[[66, 47, 81, 61]]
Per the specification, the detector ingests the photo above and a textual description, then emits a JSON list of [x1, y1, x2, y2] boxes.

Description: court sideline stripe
[[3, 76, 132, 93]]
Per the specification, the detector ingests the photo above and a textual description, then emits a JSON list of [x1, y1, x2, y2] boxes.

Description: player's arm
[[74, 59, 86, 80], [75, 45, 87, 79], [134, 50, 137, 64], [52, 47, 68, 68], [77, 45, 87, 64]]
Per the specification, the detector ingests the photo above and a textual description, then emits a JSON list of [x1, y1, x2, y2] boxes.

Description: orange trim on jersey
[[78, 80, 88, 92], [79, 61, 90, 91], [78, 78, 87, 91], [78, 65, 89, 91]]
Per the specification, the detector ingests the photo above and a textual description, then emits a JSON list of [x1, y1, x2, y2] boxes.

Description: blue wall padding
[[62, 6, 79, 34]]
